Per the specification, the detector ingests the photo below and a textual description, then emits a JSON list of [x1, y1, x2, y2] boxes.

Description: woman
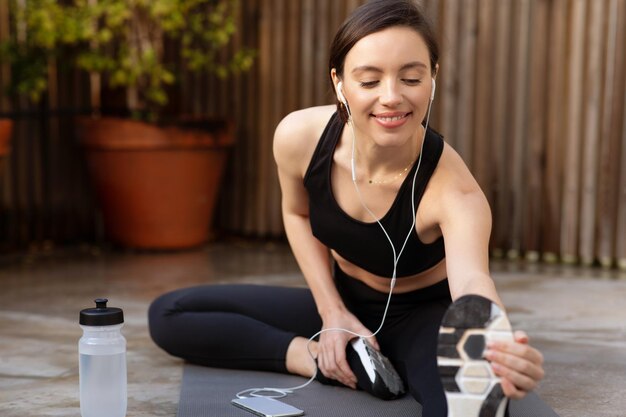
[[149, 1, 551, 416]]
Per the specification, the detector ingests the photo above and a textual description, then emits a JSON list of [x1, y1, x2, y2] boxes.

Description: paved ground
[[0, 240, 625, 417]]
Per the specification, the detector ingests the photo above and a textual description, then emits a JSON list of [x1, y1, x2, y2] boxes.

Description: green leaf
[[3, 0, 255, 115]]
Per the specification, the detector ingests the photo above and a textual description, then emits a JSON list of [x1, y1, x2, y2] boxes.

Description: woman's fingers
[[318, 336, 357, 388], [499, 375, 526, 400], [513, 330, 529, 344], [490, 359, 538, 393], [317, 315, 377, 389], [487, 339, 544, 370], [485, 338, 545, 397], [486, 349, 544, 385], [334, 343, 357, 388]]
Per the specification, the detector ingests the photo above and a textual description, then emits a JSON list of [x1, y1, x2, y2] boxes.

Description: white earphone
[[337, 81, 347, 105], [337, 81, 349, 118], [430, 78, 436, 101]]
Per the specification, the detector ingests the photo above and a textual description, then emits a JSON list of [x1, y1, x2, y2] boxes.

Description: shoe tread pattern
[[438, 294, 510, 417], [479, 383, 505, 417]]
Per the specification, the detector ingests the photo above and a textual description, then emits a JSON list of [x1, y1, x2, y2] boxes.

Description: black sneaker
[[349, 337, 406, 400], [315, 337, 405, 400], [437, 294, 513, 417]]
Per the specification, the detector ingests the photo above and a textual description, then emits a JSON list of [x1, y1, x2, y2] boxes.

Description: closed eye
[[403, 79, 422, 85], [359, 81, 379, 88]]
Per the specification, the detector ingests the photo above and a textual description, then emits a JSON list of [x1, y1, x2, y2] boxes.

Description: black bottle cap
[[79, 298, 124, 326]]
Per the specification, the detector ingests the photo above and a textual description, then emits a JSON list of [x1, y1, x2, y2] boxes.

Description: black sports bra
[[303, 112, 446, 278]]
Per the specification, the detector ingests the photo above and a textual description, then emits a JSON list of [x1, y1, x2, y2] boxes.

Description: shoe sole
[[437, 294, 513, 417]]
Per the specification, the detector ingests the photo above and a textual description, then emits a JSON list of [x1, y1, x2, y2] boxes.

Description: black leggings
[[149, 266, 451, 416], [148, 268, 556, 417]]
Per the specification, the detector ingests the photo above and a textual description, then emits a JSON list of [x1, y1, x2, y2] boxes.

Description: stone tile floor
[[0, 240, 625, 417]]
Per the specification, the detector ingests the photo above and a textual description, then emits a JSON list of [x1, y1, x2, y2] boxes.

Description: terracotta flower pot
[[77, 117, 235, 250], [0, 118, 13, 185]]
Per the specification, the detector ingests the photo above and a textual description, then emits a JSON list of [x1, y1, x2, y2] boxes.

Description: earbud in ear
[[430, 78, 436, 101], [337, 81, 348, 106]]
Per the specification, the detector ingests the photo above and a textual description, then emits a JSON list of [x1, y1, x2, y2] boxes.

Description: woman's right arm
[[273, 108, 372, 388]]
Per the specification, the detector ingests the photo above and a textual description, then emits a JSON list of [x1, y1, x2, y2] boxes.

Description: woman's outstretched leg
[[148, 284, 322, 373]]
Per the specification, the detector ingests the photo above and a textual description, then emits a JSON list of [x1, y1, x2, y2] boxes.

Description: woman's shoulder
[[430, 141, 490, 218], [275, 105, 336, 140], [433, 142, 477, 189], [273, 105, 336, 171]]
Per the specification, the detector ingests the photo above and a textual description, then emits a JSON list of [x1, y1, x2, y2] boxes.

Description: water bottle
[[79, 298, 127, 417]]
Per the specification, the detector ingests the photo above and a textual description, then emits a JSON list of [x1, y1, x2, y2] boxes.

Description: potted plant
[[67, 0, 255, 249], [0, 0, 254, 249]]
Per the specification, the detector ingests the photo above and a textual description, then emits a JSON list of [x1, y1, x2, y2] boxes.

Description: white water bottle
[[79, 298, 127, 417]]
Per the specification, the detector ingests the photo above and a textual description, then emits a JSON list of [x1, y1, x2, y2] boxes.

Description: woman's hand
[[317, 309, 378, 389], [485, 330, 545, 399]]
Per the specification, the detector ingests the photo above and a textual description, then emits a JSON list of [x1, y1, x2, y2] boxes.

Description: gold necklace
[[368, 157, 417, 185]]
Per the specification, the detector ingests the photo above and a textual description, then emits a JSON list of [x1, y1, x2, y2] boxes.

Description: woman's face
[[333, 26, 435, 147]]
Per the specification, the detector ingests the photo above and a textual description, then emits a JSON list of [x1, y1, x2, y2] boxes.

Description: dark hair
[[329, 0, 439, 121]]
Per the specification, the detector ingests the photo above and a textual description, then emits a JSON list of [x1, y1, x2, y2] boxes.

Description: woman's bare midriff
[[331, 250, 448, 293]]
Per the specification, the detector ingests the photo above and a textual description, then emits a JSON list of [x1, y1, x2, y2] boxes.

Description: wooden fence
[[0, 0, 625, 268]]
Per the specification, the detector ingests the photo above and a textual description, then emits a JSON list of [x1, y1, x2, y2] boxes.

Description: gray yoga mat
[[177, 364, 420, 417], [177, 364, 559, 417]]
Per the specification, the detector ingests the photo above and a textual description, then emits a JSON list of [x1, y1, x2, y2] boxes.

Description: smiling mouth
[[372, 112, 411, 122]]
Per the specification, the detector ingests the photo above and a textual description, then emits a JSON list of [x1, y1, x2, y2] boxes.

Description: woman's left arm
[[436, 150, 544, 399]]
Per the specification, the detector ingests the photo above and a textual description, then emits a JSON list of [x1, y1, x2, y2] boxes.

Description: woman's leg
[[148, 284, 322, 373], [390, 293, 559, 417], [380, 299, 450, 417], [334, 270, 451, 416]]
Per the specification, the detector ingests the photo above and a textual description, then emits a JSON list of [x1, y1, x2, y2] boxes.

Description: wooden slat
[[560, 0, 587, 264], [329, 0, 344, 42], [266, 0, 286, 234], [491, 0, 513, 258], [541, 0, 567, 262], [490, 0, 513, 256], [455, 0, 477, 165], [254, 0, 274, 234], [618, 79, 626, 270], [300, 0, 315, 108], [472, 0, 495, 198], [578, 0, 605, 266], [15, 0, 35, 245], [523, 0, 549, 261], [428, 0, 442, 130], [314, 0, 330, 104], [46, 59, 60, 241], [614, 0, 626, 270], [241, 0, 261, 235], [285, 0, 301, 123], [596, 0, 622, 267], [507, 0, 531, 259], [439, 0, 459, 146]]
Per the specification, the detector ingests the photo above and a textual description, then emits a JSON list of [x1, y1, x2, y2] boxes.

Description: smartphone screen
[[231, 396, 304, 417]]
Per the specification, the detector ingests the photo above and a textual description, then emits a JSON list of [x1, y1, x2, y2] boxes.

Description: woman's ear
[[331, 68, 350, 122], [330, 68, 340, 94], [330, 69, 346, 105]]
